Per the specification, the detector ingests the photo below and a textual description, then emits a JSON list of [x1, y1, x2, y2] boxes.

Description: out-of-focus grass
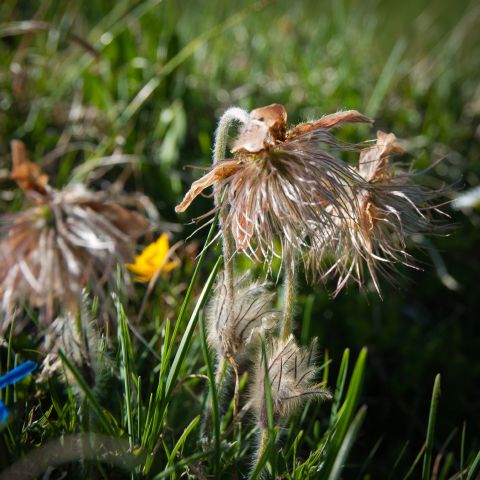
[[0, 0, 479, 477]]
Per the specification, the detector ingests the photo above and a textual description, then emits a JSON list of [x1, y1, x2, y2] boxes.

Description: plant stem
[[214, 356, 228, 388], [252, 427, 270, 478], [280, 254, 297, 341], [212, 107, 249, 312]]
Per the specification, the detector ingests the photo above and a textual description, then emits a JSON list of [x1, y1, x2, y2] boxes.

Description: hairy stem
[[212, 107, 249, 311], [252, 427, 270, 477], [214, 355, 228, 387], [280, 254, 297, 341]]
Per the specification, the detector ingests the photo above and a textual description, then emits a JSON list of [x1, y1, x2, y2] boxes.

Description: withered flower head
[[318, 131, 437, 294], [206, 275, 280, 361], [39, 298, 108, 383], [176, 104, 371, 267], [0, 142, 148, 322], [251, 335, 331, 424]]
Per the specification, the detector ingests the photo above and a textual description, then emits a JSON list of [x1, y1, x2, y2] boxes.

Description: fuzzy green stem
[[280, 254, 297, 341], [252, 427, 270, 477], [214, 355, 229, 388], [212, 107, 249, 311]]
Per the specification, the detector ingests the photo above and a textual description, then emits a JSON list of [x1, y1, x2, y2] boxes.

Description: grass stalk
[[280, 255, 297, 341]]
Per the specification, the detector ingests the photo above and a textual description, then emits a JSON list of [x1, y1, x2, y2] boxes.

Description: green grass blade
[[329, 348, 350, 426], [164, 255, 222, 402], [166, 415, 201, 471], [200, 314, 220, 476], [163, 209, 219, 367], [388, 441, 410, 480], [117, 299, 135, 449], [422, 374, 441, 480], [260, 337, 275, 434], [460, 421, 466, 480], [366, 38, 406, 117], [152, 447, 220, 479], [403, 444, 426, 480], [328, 405, 367, 480], [301, 294, 315, 344], [118, 2, 265, 127], [323, 348, 367, 476], [466, 449, 480, 480], [58, 350, 116, 436]]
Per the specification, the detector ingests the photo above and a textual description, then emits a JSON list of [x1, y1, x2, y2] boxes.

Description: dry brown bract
[[0, 141, 148, 323], [176, 104, 371, 268]]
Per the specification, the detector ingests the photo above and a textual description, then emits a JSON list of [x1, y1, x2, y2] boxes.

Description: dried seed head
[[176, 105, 371, 273], [313, 131, 442, 295], [206, 275, 280, 360], [0, 179, 148, 322], [251, 335, 331, 423], [39, 296, 111, 387]]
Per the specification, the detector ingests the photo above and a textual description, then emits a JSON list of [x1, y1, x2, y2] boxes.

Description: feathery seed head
[[315, 131, 441, 295], [251, 335, 331, 424], [206, 275, 280, 360]]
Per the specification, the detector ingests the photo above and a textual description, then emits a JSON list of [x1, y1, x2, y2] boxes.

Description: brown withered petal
[[175, 160, 241, 213], [251, 335, 331, 423], [176, 104, 371, 269], [0, 183, 148, 322], [10, 140, 49, 194]]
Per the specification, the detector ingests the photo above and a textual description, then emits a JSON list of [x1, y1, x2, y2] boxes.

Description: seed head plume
[[206, 275, 280, 362], [313, 131, 442, 295], [251, 335, 331, 424]]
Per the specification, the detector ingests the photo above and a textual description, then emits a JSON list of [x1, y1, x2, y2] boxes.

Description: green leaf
[[466, 449, 480, 480], [117, 298, 135, 449], [200, 314, 221, 476], [328, 405, 367, 480], [163, 255, 221, 403], [422, 374, 441, 480], [59, 350, 116, 436]]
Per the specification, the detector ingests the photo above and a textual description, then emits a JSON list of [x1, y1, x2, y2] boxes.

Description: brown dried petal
[[84, 202, 149, 240], [358, 130, 404, 182], [286, 110, 372, 139], [10, 140, 49, 194], [175, 160, 241, 212]]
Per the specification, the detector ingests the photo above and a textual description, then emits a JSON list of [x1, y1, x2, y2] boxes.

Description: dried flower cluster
[[0, 141, 149, 324], [177, 105, 371, 270], [176, 103, 442, 460], [178, 104, 437, 291]]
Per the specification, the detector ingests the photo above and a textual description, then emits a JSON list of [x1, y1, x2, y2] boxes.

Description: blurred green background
[[1, 0, 479, 476]]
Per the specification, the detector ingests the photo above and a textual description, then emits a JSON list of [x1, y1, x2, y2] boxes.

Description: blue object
[[0, 360, 38, 425]]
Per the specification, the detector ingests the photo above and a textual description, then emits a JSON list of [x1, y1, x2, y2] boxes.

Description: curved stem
[[280, 253, 297, 341], [212, 107, 249, 311]]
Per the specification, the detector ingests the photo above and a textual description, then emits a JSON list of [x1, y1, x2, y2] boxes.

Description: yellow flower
[[126, 234, 178, 282]]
